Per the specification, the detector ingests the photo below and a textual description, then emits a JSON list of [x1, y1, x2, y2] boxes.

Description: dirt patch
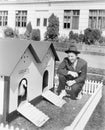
[[10, 94, 90, 130]]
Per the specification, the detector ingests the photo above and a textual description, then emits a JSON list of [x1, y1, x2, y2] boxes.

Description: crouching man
[[57, 45, 87, 100]]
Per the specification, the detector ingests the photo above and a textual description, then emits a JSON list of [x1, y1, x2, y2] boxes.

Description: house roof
[[0, 38, 59, 76], [31, 41, 59, 62]]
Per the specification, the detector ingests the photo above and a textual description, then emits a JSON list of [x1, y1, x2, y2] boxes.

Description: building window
[[63, 10, 80, 30], [15, 10, 27, 27], [36, 18, 40, 26], [43, 18, 47, 26], [0, 11, 8, 26], [89, 10, 105, 30]]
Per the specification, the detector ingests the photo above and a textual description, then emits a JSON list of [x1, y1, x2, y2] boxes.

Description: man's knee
[[59, 74, 66, 83]]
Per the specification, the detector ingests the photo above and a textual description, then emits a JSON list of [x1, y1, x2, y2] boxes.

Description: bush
[[69, 31, 74, 40], [4, 27, 14, 38], [78, 33, 85, 43], [92, 29, 101, 41], [84, 28, 94, 44], [84, 28, 101, 45], [99, 36, 105, 46], [58, 35, 69, 43], [45, 13, 59, 41], [4, 27, 19, 38], [30, 29, 41, 41], [69, 31, 79, 43]]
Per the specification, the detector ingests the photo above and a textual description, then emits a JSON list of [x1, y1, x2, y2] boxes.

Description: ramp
[[17, 101, 49, 127], [42, 90, 66, 108]]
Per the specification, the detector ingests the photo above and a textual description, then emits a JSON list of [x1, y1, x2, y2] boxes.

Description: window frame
[[15, 10, 27, 28], [88, 10, 105, 30], [0, 11, 8, 27], [63, 10, 80, 30], [43, 18, 47, 27], [36, 18, 40, 26]]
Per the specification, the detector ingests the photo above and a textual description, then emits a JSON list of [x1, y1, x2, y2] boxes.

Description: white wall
[[0, 1, 105, 38], [9, 47, 55, 113], [0, 76, 4, 115], [42, 48, 55, 90]]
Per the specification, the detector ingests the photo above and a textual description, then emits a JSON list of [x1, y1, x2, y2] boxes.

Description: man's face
[[67, 52, 77, 63]]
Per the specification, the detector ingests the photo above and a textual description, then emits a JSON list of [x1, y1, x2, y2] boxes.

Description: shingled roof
[[0, 38, 59, 76]]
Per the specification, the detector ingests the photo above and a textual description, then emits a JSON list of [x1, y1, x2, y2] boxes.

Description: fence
[[64, 79, 103, 130], [82, 80, 103, 95], [0, 123, 24, 130]]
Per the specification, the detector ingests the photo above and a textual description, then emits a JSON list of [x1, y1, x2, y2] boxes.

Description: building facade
[[0, 0, 105, 39]]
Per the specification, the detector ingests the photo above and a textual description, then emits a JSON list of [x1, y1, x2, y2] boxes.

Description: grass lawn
[[9, 94, 90, 130], [84, 86, 105, 130]]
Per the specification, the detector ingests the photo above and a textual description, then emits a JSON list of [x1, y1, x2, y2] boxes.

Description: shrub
[[45, 13, 59, 41], [84, 28, 101, 45], [84, 28, 94, 44], [99, 36, 105, 45], [92, 29, 101, 42], [69, 31, 79, 43], [78, 33, 85, 43], [14, 28, 19, 38], [4, 27, 14, 38], [58, 35, 69, 43], [69, 31, 74, 40], [30, 29, 41, 41]]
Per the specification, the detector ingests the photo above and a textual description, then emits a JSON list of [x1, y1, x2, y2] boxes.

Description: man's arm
[[57, 58, 68, 76], [57, 58, 79, 77], [75, 63, 87, 83]]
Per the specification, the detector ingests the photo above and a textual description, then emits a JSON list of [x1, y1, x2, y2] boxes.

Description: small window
[[37, 18, 40, 26], [43, 18, 47, 26]]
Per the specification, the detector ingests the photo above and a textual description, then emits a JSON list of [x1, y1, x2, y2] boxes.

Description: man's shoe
[[76, 92, 83, 100], [59, 90, 67, 99]]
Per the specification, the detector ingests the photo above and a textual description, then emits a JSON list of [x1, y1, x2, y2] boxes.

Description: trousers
[[57, 74, 84, 99]]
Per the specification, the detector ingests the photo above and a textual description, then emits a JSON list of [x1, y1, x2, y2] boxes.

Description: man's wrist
[[73, 80, 76, 84], [68, 71, 71, 75]]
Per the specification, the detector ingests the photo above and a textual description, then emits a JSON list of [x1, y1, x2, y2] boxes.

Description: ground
[[85, 86, 105, 130], [10, 95, 90, 130], [1, 50, 105, 129], [57, 51, 105, 130]]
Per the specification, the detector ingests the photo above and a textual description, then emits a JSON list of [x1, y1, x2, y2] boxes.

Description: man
[[57, 44, 87, 100]]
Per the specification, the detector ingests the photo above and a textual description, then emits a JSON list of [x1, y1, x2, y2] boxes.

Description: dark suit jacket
[[57, 57, 87, 84]]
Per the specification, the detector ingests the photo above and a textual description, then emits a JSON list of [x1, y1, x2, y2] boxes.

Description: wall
[[9, 47, 55, 113], [0, 1, 105, 39]]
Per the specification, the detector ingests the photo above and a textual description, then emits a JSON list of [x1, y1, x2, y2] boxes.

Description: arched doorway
[[42, 70, 49, 92], [18, 78, 28, 106]]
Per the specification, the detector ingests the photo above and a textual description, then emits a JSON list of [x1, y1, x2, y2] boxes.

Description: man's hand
[[66, 80, 76, 86], [68, 71, 78, 77]]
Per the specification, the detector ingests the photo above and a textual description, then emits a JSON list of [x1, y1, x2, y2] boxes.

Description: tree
[[30, 29, 41, 41], [24, 22, 32, 39], [45, 13, 59, 41]]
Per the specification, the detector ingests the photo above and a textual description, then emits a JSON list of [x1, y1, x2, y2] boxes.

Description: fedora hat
[[65, 45, 80, 54]]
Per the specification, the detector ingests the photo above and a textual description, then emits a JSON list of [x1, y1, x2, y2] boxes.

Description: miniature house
[[0, 38, 59, 122]]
